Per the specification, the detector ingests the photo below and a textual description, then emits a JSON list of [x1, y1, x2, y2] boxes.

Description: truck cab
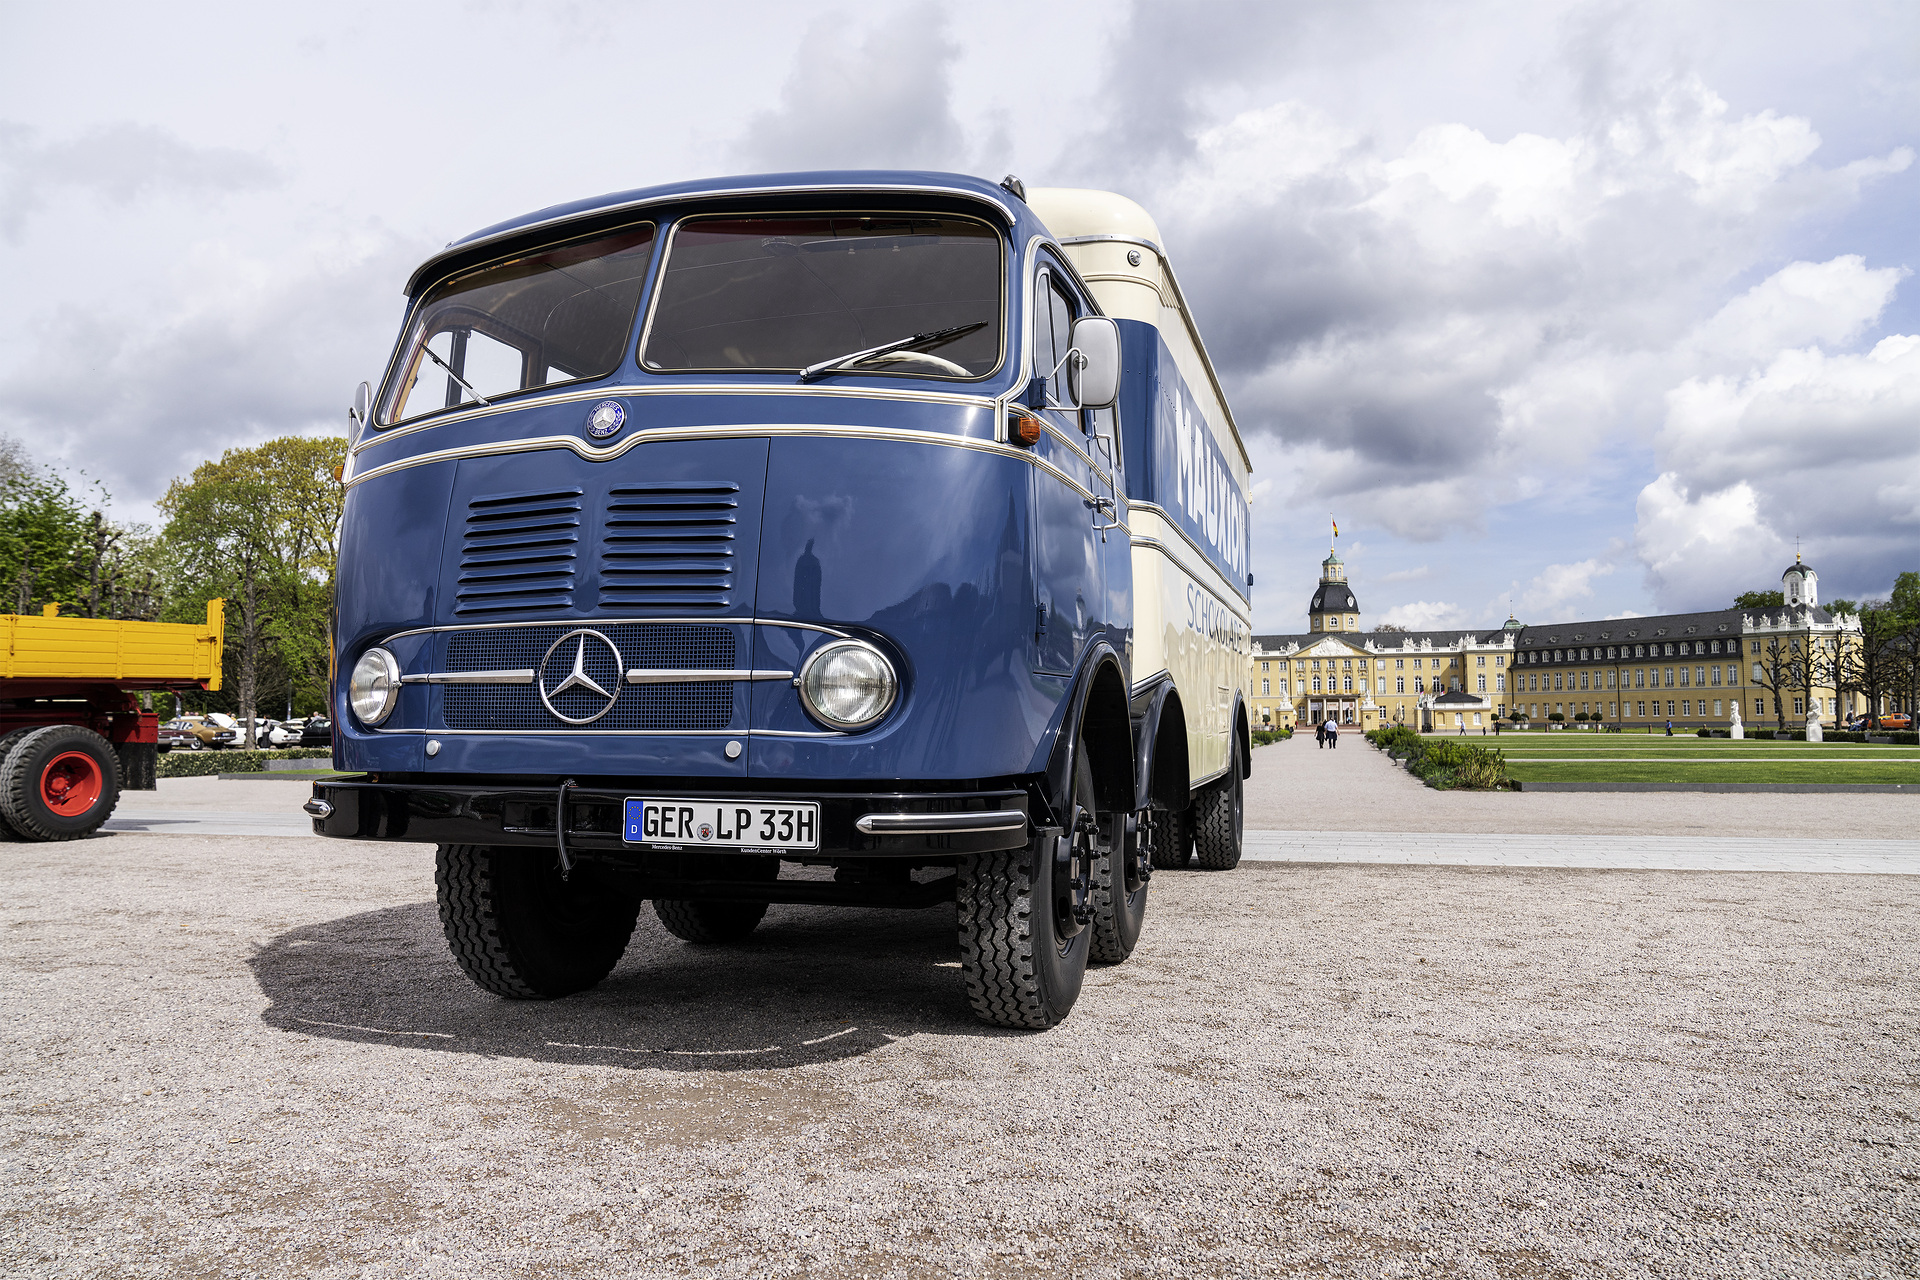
[[311, 171, 1252, 1028]]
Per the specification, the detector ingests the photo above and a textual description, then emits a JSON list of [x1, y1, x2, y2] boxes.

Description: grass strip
[[1505, 762, 1919, 784]]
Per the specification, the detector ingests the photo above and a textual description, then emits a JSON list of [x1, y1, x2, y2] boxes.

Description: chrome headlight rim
[[348, 646, 402, 727], [797, 638, 898, 731]]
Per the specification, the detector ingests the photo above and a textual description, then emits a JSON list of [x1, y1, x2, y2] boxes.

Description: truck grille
[[455, 489, 582, 616], [442, 623, 737, 731], [598, 482, 738, 611]]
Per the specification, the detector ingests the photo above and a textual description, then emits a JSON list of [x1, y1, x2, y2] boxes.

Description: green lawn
[[1506, 760, 1918, 785], [1446, 730, 1920, 783]]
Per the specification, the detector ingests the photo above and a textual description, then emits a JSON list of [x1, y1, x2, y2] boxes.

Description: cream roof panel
[[1024, 188, 1165, 249]]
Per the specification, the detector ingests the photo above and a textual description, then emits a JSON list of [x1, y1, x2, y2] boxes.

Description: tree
[[0, 436, 156, 619], [1750, 633, 1800, 731], [1733, 589, 1785, 609], [159, 437, 346, 746]]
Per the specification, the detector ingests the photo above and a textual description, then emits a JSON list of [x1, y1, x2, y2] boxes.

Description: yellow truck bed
[[0, 600, 224, 689]]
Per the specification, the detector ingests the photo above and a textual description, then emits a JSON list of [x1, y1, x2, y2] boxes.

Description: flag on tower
[[1331, 515, 1339, 539]]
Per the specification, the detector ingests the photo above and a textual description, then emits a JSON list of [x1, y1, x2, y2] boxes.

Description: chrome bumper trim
[[854, 809, 1029, 836]]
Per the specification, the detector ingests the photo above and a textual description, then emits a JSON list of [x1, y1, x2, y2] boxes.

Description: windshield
[[640, 214, 1002, 378], [381, 225, 657, 425]]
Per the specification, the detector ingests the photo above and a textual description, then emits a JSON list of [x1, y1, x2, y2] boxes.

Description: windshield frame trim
[[634, 207, 1009, 384], [405, 183, 1018, 297], [374, 218, 661, 431]]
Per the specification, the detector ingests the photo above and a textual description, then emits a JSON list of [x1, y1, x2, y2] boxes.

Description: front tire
[[0, 725, 121, 841], [958, 743, 1094, 1028], [652, 854, 778, 944], [435, 844, 640, 998]]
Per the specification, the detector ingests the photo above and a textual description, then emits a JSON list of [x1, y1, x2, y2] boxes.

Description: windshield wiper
[[797, 322, 987, 383], [421, 343, 491, 407]]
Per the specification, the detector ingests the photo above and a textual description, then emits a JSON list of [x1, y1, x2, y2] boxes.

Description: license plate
[[622, 798, 819, 851]]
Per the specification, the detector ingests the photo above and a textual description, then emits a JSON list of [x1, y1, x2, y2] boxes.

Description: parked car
[[1874, 712, 1913, 731], [298, 717, 333, 748], [159, 715, 239, 750], [260, 719, 307, 748]]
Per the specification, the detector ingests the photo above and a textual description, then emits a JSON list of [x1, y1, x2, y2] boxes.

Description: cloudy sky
[[2, 0, 1915, 631]]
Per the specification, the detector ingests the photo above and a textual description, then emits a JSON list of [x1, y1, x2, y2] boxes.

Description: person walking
[[1325, 715, 1339, 749], [1665, 718, 1673, 736], [1316, 719, 1326, 749]]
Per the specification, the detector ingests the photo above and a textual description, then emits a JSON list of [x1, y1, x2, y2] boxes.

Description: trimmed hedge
[[158, 748, 331, 778], [1366, 724, 1508, 790], [1252, 728, 1292, 746]]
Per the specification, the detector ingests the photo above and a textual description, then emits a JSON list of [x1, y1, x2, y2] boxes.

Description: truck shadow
[[249, 899, 999, 1070]]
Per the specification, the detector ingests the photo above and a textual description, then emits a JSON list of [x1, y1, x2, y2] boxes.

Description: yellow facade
[[1253, 555, 1865, 732]]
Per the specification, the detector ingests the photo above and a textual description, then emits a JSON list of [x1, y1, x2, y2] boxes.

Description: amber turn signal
[[1009, 410, 1044, 447]]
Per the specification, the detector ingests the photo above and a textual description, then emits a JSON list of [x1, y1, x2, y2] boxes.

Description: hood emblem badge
[[585, 400, 625, 440], [538, 629, 621, 724]]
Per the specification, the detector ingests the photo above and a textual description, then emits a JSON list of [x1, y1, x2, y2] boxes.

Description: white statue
[[1729, 703, 1743, 740], [1806, 702, 1822, 743]]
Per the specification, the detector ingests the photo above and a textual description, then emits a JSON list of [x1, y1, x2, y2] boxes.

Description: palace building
[[1252, 552, 1863, 733]]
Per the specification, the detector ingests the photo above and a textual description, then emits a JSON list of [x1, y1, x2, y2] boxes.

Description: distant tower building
[[1308, 551, 1360, 632], [1782, 555, 1818, 608]]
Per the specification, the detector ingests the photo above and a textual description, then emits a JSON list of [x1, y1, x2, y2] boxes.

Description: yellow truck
[[0, 600, 224, 840]]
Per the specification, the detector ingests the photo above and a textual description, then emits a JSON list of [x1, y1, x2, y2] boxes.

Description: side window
[[1033, 265, 1080, 396]]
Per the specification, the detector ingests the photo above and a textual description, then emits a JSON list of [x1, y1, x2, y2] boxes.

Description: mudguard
[[1128, 672, 1190, 812], [1036, 641, 1132, 827]]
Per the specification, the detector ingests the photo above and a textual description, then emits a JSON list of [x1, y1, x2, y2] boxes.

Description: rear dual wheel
[[0, 725, 121, 842]]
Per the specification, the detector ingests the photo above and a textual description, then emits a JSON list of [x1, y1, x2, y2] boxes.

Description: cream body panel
[[1130, 505, 1250, 786]]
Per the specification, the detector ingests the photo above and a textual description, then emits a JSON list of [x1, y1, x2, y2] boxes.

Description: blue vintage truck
[[309, 171, 1253, 1028]]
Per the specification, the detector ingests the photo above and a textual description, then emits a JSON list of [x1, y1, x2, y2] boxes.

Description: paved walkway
[[1245, 830, 1920, 874], [1248, 731, 1918, 839]]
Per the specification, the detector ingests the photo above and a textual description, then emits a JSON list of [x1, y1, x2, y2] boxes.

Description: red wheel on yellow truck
[[0, 725, 122, 841]]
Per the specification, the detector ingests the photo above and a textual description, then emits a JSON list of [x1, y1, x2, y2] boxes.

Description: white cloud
[[1639, 332, 1920, 604], [0, 121, 277, 240], [1692, 256, 1908, 362], [1378, 565, 1430, 583], [1378, 600, 1467, 630], [1516, 557, 1617, 621]]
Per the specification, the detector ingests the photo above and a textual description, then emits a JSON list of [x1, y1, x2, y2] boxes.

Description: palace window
[[1580, 673, 1589, 690], [1396, 677, 1405, 693], [1261, 678, 1270, 695], [1682, 700, 1691, 716], [1755, 698, 1764, 716], [1752, 663, 1762, 681], [1496, 675, 1505, 692], [1261, 661, 1269, 672], [1663, 667, 1674, 687], [1343, 659, 1352, 670], [1312, 676, 1322, 692], [1359, 678, 1369, 693], [1679, 668, 1689, 687], [1636, 701, 1645, 717], [1477, 674, 1486, 692], [1476, 655, 1486, 667], [1710, 666, 1720, 686], [1495, 655, 1504, 667], [1607, 671, 1616, 688], [1395, 659, 1404, 669], [1414, 677, 1425, 693], [1714, 700, 1722, 716], [1793, 698, 1803, 714]]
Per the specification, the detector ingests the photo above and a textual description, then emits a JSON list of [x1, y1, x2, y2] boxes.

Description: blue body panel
[[335, 171, 1230, 793]]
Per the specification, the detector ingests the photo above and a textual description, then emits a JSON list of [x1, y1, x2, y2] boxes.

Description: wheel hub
[[1054, 812, 1099, 937]]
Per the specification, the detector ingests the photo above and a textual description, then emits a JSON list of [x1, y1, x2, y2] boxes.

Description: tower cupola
[[1782, 555, 1818, 608], [1308, 551, 1360, 632]]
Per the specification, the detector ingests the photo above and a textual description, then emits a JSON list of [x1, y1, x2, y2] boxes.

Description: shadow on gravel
[[250, 899, 998, 1070]]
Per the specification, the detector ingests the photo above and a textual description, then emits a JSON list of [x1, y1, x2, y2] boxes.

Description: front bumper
[[305, 778, 1034, 857]]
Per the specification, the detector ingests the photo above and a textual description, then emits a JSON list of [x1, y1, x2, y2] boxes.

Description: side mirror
[[347, 381, 373, 444], [1068, 317, 1120, 409]]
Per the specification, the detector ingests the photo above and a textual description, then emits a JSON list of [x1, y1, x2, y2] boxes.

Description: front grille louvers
[[455, 489, 583, 616], [599, 482, 738, 611]]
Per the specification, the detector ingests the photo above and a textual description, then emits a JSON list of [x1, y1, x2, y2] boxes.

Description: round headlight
[[798, 639, 897, 730], [348, 647, 401, 726]]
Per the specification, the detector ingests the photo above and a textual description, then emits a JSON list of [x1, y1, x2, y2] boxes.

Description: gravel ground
[[1251, 734, 1918, 838], [4, 825, 1918, 1279]]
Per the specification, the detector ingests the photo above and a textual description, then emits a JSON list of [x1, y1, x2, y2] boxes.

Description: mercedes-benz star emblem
[[538, 629, 622, 725]]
